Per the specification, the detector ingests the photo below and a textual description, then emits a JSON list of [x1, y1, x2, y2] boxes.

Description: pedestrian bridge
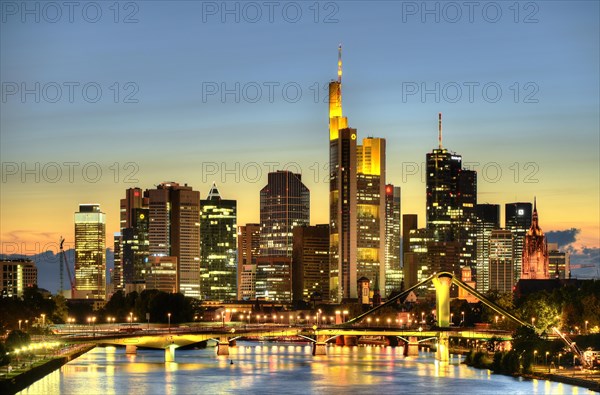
[[62, 272, 530, 362]]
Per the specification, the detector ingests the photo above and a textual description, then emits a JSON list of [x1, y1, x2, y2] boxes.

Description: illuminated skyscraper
[[237, 223, 260, 300], [118, 188, 150, 293], [147, 182, 200, 297], [385, 184, 402, 296], [329, 46, 357, 302], [475, 204, 500, 292], [200, 183, 237, 301], [356, 137, 386, 293], [505, 202, 532, 282], [257, 171, 309, 302], [521, 199, 549, 279], [489, 229, 514, 293], [425, 114, 477, 280], [74, 204, 106, 299]]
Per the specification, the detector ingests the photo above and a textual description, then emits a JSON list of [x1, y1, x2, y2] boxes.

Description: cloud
[[546, 228, 580, 248]]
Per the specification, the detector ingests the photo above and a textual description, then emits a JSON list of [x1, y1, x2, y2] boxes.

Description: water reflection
[[18, 343, 596, 395]]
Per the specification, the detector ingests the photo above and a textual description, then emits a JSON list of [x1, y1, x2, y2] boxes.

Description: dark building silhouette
[[292, 224, 330, 303]]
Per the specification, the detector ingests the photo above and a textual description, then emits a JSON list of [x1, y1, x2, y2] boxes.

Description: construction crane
[[59, 237, 76, 294], [552, 327, 592, 369]]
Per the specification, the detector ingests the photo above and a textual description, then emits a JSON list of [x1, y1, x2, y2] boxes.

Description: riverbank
[[0, 343, 95, 395], [527, 365, 600, 392], [461, 351, 600, 393]]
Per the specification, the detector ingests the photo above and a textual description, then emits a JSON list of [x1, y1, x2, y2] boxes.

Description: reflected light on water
[[17, 343, 597, 395]]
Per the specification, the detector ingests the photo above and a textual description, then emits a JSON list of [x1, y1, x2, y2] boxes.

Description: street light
[[461, 311, 465, 326], [387, 318, 391, 328], [129, 312, 133, 329], [495, 315, 499, 326], [41, 314, 46, 328], [342, 310, 348, 323], [18, 320, 22, 330], [421, 312, 425, 324], [450, 313, 454, 326], [558, 353, 562, 367], [545, 351, 549, 365], [585, 320, 588, 334], [168, 313, 172, 333], [531, 317, 536, 327], [533, 350, 538, 366]]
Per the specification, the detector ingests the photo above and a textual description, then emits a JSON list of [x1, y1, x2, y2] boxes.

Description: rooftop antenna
[[337, 44, 342, 83], [438, 112, 443, 149]]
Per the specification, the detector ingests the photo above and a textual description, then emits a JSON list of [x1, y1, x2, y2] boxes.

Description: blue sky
[[1, 1, 599, 261]]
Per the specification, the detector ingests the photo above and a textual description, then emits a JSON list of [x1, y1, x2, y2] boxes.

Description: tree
[[0, 343, 10, 366], [5, 330, 30, 351]]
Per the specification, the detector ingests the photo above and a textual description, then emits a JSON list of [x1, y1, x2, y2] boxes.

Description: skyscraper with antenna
[[425, 114, 477, 278], [329, 45, 358, 301]]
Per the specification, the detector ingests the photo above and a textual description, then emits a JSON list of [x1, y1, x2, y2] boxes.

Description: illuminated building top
[[521, 198, 550, 279]]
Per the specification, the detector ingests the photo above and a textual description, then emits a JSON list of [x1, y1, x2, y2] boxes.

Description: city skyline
[[1, 2, 598, 271]]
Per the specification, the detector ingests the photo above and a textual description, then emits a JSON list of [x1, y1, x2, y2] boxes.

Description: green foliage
[[512, 326, 543, 354], [0, 343, 10, 366], [101, 290, 195, 323], [517, 291, 560, 333], [5, 330, 30, 351]]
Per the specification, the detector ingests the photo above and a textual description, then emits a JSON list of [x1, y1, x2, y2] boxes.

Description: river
[[18, 342, 594, 394]]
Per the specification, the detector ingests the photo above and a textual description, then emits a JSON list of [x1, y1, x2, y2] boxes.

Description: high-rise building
[[255, 256, 292, 302], [489, 229, 514, 293], [475, 204, 500, 292], [146, 256, 178, 293], [113, 232, 122, 291], [118, 188, 150, 293], [147, 182, 200, 297], [521, 199, 549, 279], [356, 137, 386, 293], [548, 243, 570, 279], [292, 224, 330, 302], [257, 171, 309, 302], [405, 228, 434, 293], [425, 114, 477, 282], [237, 223, 260, 300], [328, 46, 358, 302], [505, 202, 532, 282], [0, 259, 37, 297], [200, 183, 237, 301], [425, 115, 463, 242], [260, 171, 310, 257], [385, 185, 402, 296], [74, 204, 106, 299], [401, 214, 419, 288]]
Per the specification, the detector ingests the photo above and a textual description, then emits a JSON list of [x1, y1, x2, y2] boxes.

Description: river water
[[18, 342, 594, 394]]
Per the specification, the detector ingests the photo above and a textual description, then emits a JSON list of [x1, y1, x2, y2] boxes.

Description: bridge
[[61, 272, 531, 362]]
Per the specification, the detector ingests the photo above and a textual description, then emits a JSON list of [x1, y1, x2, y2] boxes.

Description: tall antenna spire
[[337, 44, 342, 83], [438, 112, 443, 149]]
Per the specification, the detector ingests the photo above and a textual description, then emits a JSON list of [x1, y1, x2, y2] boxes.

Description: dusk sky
[[1, 1, 598, 266]]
